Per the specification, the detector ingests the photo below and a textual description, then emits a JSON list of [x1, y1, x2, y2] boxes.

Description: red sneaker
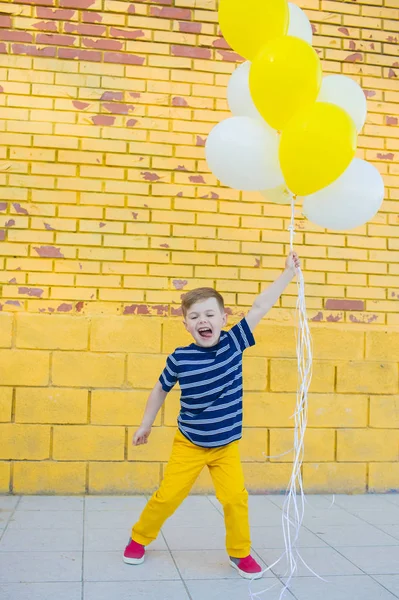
[[229, 555, 263, 580], [123, 538, 145, 565]]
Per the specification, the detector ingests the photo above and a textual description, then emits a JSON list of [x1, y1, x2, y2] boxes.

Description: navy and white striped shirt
[[159, 317, 255, 448]]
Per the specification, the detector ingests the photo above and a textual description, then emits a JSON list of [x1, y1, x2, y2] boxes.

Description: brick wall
[[0, 0, 398, 494]]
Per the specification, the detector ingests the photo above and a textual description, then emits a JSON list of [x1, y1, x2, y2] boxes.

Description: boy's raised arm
[[245, 252, 300, 332]]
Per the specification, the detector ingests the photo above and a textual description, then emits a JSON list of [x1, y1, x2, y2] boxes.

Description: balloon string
[[288, 195, 296, 252], [249, 196, 317, 599]]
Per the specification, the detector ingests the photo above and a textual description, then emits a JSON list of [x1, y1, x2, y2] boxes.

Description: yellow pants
[[132, 429, 251, 558]]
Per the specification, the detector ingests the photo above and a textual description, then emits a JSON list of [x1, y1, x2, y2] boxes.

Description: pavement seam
[[160, 529, 194, 600], [0, 495, 21, 543]]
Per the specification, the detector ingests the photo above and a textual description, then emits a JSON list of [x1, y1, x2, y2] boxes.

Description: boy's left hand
[[285, 251, 300, 274]]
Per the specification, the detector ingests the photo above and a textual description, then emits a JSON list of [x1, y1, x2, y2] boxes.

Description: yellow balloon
[[250, 36, 322, 131], [279, 102, 358, 197], [218, 0, 289, 61]]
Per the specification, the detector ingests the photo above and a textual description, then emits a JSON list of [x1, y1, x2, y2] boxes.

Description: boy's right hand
[[132, 425, 152, 446]]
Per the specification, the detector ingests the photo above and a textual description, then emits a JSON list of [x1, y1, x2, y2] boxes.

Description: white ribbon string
[[249, 195, 317, 599]]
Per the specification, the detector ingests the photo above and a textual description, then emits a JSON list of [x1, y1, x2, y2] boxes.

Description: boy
[[124, 251, 300, 579]]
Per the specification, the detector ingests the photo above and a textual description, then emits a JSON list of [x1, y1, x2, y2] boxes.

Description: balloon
[[288, 3, 313, 45], [261, 184, 293, 204], [250, 36, 322, 131], [302, 159, 385, 230], [205, 117, 284, 191], [279, 102, 358, 196], [227, 62, 265, 123], [218, 0, 289, 61], [318, 75, 368, 133]]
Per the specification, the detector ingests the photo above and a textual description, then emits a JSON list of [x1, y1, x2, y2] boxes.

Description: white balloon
[[206, 116, 284, 191], [227, 61, 264, 122], [288, 3, 313, 45], [302, 158, 384, 231], [261, 183, 293, 205], [318, 75, 367, 132]]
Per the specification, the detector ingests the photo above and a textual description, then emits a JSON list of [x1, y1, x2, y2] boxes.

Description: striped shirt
[[159, 317, 255, 448]]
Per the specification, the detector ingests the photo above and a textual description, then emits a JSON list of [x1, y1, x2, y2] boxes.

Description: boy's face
[[183, 297, 227, 348]]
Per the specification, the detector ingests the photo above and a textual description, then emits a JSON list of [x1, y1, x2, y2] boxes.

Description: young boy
[[124, 251, 300, 579]]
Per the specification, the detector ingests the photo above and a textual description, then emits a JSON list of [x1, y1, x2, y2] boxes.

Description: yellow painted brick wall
[[0, 0, 398, 494], [1, 313, 399, 495]]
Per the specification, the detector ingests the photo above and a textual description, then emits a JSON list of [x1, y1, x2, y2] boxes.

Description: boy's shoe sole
[[123, 555, 145, 565], [229, 559, 263, 580]]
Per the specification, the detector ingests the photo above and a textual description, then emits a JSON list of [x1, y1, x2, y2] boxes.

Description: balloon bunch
[[206, 0, 385, 231]]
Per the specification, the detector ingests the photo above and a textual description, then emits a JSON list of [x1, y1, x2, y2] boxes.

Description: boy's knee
[[153, 487, 186, 510], [218, 487, 248, 508]]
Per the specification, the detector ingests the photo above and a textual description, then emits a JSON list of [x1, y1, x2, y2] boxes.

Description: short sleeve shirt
[[159, 317, 255, 448]]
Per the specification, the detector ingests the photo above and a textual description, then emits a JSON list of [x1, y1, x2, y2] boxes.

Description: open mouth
[[198, 327, 213, 339]]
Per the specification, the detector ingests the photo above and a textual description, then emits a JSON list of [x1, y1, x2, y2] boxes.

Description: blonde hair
[[181, 287, 225, 317]]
